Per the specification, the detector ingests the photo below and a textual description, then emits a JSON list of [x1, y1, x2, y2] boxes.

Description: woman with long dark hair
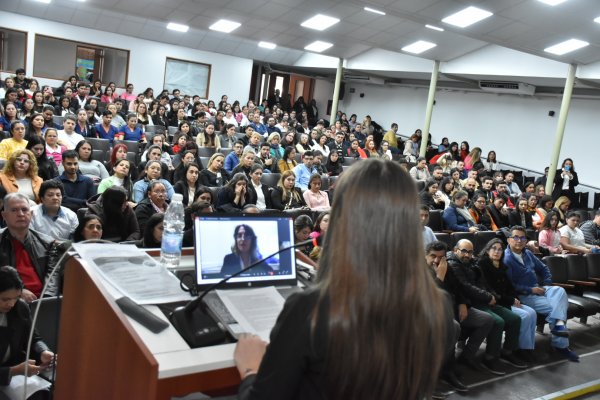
[[551, 158, 579, 204], [173, 162, 201, 206], [86, 185, 140, 242], [216, 172, 253, 213], [25, 135, 58, 181], [538, 211, 564, 255], [98, 158, 134, 200], [234, 158, 449, 399]]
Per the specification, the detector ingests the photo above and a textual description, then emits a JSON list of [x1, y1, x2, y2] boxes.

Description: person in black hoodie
[[477, 238, 538, 362], [325, 151, 343, 177]]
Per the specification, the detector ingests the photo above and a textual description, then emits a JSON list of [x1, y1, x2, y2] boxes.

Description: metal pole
[[330, 58, 343, 123], [261, 68, 270, 105], [420, 60, 440, 158], [545, 63, 577, 196]]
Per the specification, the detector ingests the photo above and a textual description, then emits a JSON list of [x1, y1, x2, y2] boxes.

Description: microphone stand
[[169, 239, 313, 348]]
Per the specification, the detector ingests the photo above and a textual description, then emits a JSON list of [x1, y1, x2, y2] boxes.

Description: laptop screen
[[194, 214, 297, 289]]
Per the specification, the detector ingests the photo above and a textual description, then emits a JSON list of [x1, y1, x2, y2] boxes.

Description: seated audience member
[[410, 157, 431, 182], [98, 159, 134, 200], [140, 133, 174, 167], [182, 200, 214, 246], [66, 140, 109, 183], [256, 142, 278, 173], [216, 173, 254, 213], [468, 192, 495, 231], [172, 133, 189, 155], [325, 150, 343, 177], [448, 239, 526, 375], [173, 163, 201, 207], [508, 197, 533, 230], [487, 193, 510, 231], [44, 128, 66, 167], [270, 170, 307, 211], [308, 211, 330, 261], [420, 206, 437, 249], [492, 181, 514, 209], [115, 113, 146, 143], [580, 210, 600, 246], [538, 211, 565, 255], [437, 177, 454, 208], [277, 146, 298, 173], [31, 180, 78, 240], [442, 191, 478, 233], [196, 122, 221, 150], [346, 138, 367, 159], [132, 160, 174, 203], [0, 266, 56, 398], [73, 214, 104, 242], [0, 193, 64, 302], [86, 186, 140, 242], [55, 150, 95, 212], [552, 195, 571, 228], [477, 239, 538, 362], [504, 171, 522, 196], [419, 179, 444, 211], [478, 175, 495, 204], [535, 195, 554, 223], [449, 168, 461, 191], [559, 211, 600, 254], [26, 136, 59, 181], [268, 132, 284, 161], [134, 181, 168, 233], [172, 150, 198, 183], [57, 114, 85, 150], [303, 174, 330, 211], [403, 133, 419, 162], [293, 150, 317, 191], [504, 225, 579, 361], [244, 131, 262, 154], [136, 213, 164, 249], [232, 149, 256, 178], [0, 121, 28, 160], [293, 214, 314, 257], [199, 153, 229, 187], [0, 149, 43, 204], [425, 241, 493, 383], [95, 110, 118, 141], [247, 165, 272, 211], [224, 141, 244, 174], [234, 159, 449, 400]]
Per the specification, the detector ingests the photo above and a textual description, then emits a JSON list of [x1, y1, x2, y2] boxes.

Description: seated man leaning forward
[[503, 225, 578, 362]]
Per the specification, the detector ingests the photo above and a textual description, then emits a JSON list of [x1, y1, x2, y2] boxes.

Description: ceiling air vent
[[479, 81, 536, 95]]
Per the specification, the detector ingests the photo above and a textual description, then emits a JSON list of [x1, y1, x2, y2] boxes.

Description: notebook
[[193, 213, 299, 337]]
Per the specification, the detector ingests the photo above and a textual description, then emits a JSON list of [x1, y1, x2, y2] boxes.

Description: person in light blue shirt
[[224, 140, 244, 174], [420, 206, 437, 248], [293, 150, 317, 191]]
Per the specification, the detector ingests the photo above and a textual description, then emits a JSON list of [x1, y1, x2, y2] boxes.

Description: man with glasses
[[0, 193, 64, 303], [449, 239, 526, 374], [504, 225, 578, 361], [425, 241, 491, 388]]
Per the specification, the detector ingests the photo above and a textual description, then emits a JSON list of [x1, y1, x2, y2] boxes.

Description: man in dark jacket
[[447, 239, 526, 374], [0, 193, 65, 303], [425, 241, 493, 378]]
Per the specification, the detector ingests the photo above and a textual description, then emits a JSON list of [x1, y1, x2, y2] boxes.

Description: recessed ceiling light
[[425, 24, 444, 32], [544, 39, 589, 55], [594, 16, 600, 23], [167, 23, 189, 33], [537, 0, 568, 5], [364, 7, 386, 16], [402, 40, 437, 54], [258, 41, 276, 50], [209, 19, 241, 33], [442, 6, 493, 28], [34, 0, 51, 3], [304, 41, 333, 53], [300, 14, 340, 31]]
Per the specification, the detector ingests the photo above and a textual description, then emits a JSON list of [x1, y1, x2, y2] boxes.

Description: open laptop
[[193, 213, 300, 338]]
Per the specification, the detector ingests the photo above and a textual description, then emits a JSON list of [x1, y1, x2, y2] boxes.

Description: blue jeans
[[519, 286, 569, 348], [511, 304, 537, 350]]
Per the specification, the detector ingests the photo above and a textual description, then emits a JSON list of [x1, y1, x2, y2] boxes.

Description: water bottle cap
[[172, 193, 183, 202]]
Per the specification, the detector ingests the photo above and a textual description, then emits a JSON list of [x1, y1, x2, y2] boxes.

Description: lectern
[[54, 256, 240, 399]]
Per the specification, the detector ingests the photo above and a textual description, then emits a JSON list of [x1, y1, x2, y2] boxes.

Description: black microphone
[[169, 239, 314, 348]]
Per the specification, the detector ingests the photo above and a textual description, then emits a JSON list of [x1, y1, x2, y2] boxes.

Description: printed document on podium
[[73, 243, 190, 304], [217, 287, 285, 341]]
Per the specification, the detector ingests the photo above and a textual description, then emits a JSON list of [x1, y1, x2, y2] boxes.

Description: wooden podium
[[54, 256, 240, 399]]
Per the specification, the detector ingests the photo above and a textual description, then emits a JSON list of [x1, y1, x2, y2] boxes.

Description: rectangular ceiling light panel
[[300, 14, 340, 31], [209, 19, 241, 33], [442, 6, 493, 28], [544, 39, 589, 55]]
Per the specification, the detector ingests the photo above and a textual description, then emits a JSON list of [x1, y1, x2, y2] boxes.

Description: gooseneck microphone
[[170, 239, 314, 348]]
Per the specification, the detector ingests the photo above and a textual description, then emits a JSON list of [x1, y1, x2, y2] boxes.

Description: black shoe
[[500, 352, 528, 369], [432, 388, 448, 400], [442, 372, 469, 392], [458, 354, 486, 371], [482, 358, 507, 376]]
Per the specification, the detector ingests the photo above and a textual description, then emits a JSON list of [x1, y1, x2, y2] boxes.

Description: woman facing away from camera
[[234, 158, 450, 400]]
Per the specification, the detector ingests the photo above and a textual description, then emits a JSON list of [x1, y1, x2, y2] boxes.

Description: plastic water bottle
[[160, 193, 185, 270]]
